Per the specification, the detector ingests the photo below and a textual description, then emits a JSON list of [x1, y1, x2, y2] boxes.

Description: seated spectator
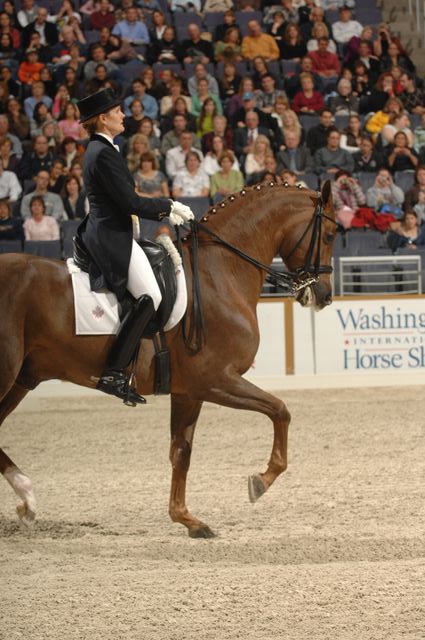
[[138, 117, 161, 157], [203, 135, 240, 176], [349, 39, 380, 85], [30, 102, 55, 139], [279, 108, 304, 146], [322, 0, 356, 9], [201, 114, 233, 155], [307, 23, 337, 54], [50, 0, 82, 28], [386, 131, 418, 173], [18, 49, 45, 86], [160, 96, 197, 135], [90, 0, 115, 30], [387, 211, 425, 252], [399, 73, 425, 116], [276, 131, 313, 174], [251, 56, 279, 90], [147, 26, 182, 66], [331, 170, 366, 228], [226, 76, 256, 121], [353, 135, 383, 174], [0, 114, 22, 161], [0, 137, 19, 175], [61, 67, 84, 102], [0, 157, 22, 203], [231, 90, 272, 130], [247, 153, 279, 185], [161, 114, 199, 156], [124, 99, 145, 138], [1, 66, 21, 100], [381, 112, 413, 148], [62, 174, 86, 219], [188, 63, 219, 99], [404, 165, 425, 215], [280, 168, 308, 188], [138, 0, 162, 17], [241, 20, 280, 62], [58, 101, 83, 140], [267, 10, 286, 44], [284, 55, 323, 100], [23, 195, 61, 240], [172, 151, 209, 198], [210, 150, 244, 199], [203, 0, 233, 12], [329, 78, 359, 116], [17, 0, 38, 29], [314, 128, 355, 175], [366, 168, 404, 216], [112, 6, 150, 45], [278, 23, 307, 62], [170, 0, 201, 11], [379, 41, 415, 76], [21, 170, 67, 221], [244, 134, 273, 178], [340, 115, 363, 154], [59, 137, 85, 171], [106, 34, 138, 65], [307, 37, 340, 87], [255, 74, 287, 115], [218, 63, 242, 106], [214, 26, 242, 64], [0, 199, 23, 241], [69, 158, 84, 189], [0, 10, 22, 50], [126, 133, 151, 174], [191, 78, 223, 119], [51, 24, 84, 67], [196, 98, 219, 138], [160, 77, 192, 117], [18, 135, 57, 182], [165, 130, 203, 180], [365, 96, 404, 138], [123, 79, 159, 121], [24, 81, 53, 120], [234, 110, 273, 160], [132, 151, 169, 198], [292, 72, 325, 114], [306, 108, 334, 155], [42, 120, 63, 152], [332, 6, 363, 46], [181, 23, 214, 65], [271, 95, 291, 130], [148, 10, 167, 43], [47, 159, 66, 194], [84, 43, 119, 82], [52, 85, 72, 120], [141, 67, 164, 102], [263, 0, 299, 25], [300, 5, 326, 42]]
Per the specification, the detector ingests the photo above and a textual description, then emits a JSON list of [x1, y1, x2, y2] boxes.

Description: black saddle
[[73, 233, 178, 337]]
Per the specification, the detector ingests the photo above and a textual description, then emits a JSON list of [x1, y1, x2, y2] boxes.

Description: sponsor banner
[[250, 301, 286, 376], [295, 297, 425, 374]]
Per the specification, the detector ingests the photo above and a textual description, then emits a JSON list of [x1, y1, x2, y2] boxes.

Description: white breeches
[[127, 240, 162, 310]]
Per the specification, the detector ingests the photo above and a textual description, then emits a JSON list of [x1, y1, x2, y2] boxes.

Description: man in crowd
[[18, 135, 57, 182], [306, 109, 335, 156], [187, 63, 219, 98], [255, 75, 287, 114], [181, 23, 214, 64], [22, 6, 58, 49], [0, 158, 22, 203], [23, 81, 53, 119], [234, 110, 273, 159], [276, 131, 314, 174], [314, 128, 355, 175], [165, 130, 203, 179], [20, 169, 66, 221], [332, 6, 363, 46], [400, 72, 425, 115], [113, 6, 150, 44], [123, 79, 158, 120], [241, 20, 280, 61], [161, 114, 201, 156]]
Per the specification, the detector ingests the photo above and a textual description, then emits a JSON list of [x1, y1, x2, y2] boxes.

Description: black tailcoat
[[78, 134, 171, 300]]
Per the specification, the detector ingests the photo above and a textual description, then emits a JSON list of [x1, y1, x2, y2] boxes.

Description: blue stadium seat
[[179, 197, 210, 219], [85, 30, 101, 46], [120, 60, 146, 83], [299, 114, 320, 132], [61, 220, 81, 260], [394, 171, 415, 193], [298, 173, 319, 190], [204, 12, 225, 32], [357, 171, 377, 193], [281, 60, 299, 76], [184, 62, 215, 78], [152, 62, 183, 80], [0, 240, 22, 254], [173, 13, 203, 29], [24, 240, 62, 260]]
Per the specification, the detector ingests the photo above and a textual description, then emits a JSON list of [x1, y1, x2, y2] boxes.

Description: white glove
[[168, 200, 195, 226]]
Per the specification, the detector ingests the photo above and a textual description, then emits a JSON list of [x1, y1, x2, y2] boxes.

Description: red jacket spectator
[[291, 72, 325, 113], [90, 0, 116, 30], [307, 38, 341, 78]]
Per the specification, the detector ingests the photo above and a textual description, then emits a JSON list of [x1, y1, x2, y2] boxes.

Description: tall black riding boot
[[96, 294, 155, 406]]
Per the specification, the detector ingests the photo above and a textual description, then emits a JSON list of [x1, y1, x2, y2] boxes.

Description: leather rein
[[176, 192, 336, 352]]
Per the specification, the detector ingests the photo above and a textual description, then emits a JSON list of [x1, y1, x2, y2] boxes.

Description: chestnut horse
[[0, 181, 335, 537]]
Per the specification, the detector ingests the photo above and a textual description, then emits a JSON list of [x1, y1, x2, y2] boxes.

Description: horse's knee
[[275, 401, 291, 426], [170, 439, 192, 474]]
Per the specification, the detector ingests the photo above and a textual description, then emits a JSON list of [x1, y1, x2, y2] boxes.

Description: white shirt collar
[[97, 132, 120, 152]]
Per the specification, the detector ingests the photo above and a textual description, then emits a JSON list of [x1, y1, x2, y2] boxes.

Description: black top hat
[[77, 88, 122, 123]]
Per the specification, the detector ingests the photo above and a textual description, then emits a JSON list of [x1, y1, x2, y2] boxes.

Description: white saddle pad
[[67, 259, 187, 335]]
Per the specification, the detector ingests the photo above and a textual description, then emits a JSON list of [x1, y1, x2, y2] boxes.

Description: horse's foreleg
[[169, 394, 215, 538], [204, 372, 290, 504], [0, 382, 36, 524]]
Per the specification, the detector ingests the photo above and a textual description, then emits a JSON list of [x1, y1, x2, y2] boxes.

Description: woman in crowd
[[30, 102, 55, 138], [365, 96, 404, 139], [124, 98, 145, 138], [126, 133, 151, 174], [58, 101, 83, 140], [251, 56, 278, 90], [0, 33, 18, 74], [0, 199, 22, 241], [379, 41, 416, 76], [0, 136, 18, 174], [279, 108, 304, 146], [387, 211, 425, 252], [149, 10, 168, 43], [307, 22, 336, 53], [52, 85, 71, 119], [244, 134, 272, 178], [18, 49, 45, 86], [331, 170, 366, 228], [214, 26, 242, 63], [404, 165, 425, 213], [69, 159, 84, 189], [366, 72, 397, 113], [340, 114, 363, 154], [268, 11, 288, 43], [191, 78, 222, 119], [48, 159, 66, 194], [196, 98, 218, 138], [218, 62, 241, 107], [210, 150, 244, 199], [160, 77, 191, 116], [23, 196, 60, 241], [366, 167, 405, 215], [133, 151, 169, 198], [106, 34, 138, 65], [172, 151, 210, 198], [60, 136, 85, 171], [138, 117, 161, 156], [329, 78, 360, 116], [292, 72, 325, 114], [386, 131, 419, 173], [381, 112, 413, 148], [203, 135, 240, 176], [279, 23, 307, 62], [148, 26, 182, 66], [226, 75, 255, 120], [160, 96, 196, 134], [62, 174, 87, 219]]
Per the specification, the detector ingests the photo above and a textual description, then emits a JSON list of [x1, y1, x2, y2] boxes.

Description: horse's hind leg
[[203, 371, 290, 504], [0, 382, 36, 524], [169, 394, 215, 538]]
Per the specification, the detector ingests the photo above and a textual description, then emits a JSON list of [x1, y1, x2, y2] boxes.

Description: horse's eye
[[324, 233, 334, 245]]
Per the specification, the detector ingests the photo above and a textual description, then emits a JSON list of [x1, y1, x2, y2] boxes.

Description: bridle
[[176, 190, 337, 352]]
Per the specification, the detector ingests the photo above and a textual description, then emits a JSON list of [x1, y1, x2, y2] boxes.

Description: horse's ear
[[320, 180, 332, 206]]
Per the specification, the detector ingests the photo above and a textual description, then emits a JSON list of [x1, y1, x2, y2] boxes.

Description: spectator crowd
[[0, 0, 425, 249]]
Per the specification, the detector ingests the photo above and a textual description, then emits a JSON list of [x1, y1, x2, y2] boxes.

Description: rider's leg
[[97, 241, 162, 405]]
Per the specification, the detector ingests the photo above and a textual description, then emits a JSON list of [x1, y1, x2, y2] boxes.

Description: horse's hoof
[[248, 474, 266, 503], [188, 525, 217, 539], [16, 503, 36, 526]]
